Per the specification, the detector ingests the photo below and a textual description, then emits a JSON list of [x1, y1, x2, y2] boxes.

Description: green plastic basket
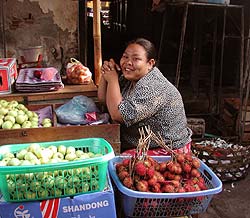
[[0, 138, 115, 202]]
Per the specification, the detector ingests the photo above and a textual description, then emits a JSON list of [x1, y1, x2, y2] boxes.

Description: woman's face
[[120, 43, 155, 81]]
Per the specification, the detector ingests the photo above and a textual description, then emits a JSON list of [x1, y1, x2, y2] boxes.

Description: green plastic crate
[[0, 138, 115, 202]]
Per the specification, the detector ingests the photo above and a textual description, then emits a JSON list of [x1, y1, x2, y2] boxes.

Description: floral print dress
[[118, 66, 192, 152]]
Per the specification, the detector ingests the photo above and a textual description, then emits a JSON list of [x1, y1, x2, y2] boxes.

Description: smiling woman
[[98, 38, 192, 153]]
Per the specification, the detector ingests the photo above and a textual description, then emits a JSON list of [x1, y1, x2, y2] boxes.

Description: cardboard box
[[0, 58, 18, 94], [0, 175, 117, 218]]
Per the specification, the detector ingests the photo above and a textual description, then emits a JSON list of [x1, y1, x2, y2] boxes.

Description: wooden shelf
[[0, 82, 98, 105], [0, 82, 121, 153]]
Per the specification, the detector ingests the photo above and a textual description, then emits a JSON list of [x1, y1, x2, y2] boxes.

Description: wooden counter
[[0, 82, 98, 105], [0, 124, 121, 154], [0, 83, 121, 154]]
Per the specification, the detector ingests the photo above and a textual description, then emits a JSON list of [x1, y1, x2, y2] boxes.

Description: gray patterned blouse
[[118, 66, 192, 152]]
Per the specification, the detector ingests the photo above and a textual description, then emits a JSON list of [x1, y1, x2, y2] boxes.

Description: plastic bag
[[55, 95, 99, 125], [34, 105, 53, 126], [66, 58, 92, 84]]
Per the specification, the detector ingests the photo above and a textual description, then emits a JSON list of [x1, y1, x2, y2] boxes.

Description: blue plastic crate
[[197, 0, 230, 4], [109, 156, 222, 217]]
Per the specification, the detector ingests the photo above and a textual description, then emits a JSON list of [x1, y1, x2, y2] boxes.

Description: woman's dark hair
[[127, 38, 157, 63]]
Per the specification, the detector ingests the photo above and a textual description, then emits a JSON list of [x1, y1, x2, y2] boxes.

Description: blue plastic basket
[[197, 0, 230, 4], [109, 156, 222, 217]]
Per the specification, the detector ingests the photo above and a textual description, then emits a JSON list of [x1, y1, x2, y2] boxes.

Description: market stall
[[0, 124, 224, 218], [0, 1, 237, 217], [0, 69, 224, 218]]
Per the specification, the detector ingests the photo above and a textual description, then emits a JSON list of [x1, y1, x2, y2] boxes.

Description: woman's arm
[[97, 75, 107, 104], [100, 59, 124, 123], [106, 78, 124, 123]]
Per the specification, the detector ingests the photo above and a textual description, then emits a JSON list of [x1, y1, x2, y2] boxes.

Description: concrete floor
[[200, 168, 250, 218]]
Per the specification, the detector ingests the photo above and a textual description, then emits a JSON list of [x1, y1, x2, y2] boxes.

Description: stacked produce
[[0, 141, 104, 201], [0, 142, 102, 166], [109, 127, 222, 218], [116, 153, 207, 193], [115, 126, 207, 193], [0, 99, 52, 129]]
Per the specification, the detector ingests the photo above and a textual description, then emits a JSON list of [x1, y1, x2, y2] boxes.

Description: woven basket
[[192, 139, 250, 182]]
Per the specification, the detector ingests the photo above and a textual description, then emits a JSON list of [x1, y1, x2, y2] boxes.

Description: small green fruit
[[2, 120, 13, 129]]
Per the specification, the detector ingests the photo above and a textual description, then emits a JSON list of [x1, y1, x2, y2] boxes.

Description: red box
[[0, 58, 18, 94]]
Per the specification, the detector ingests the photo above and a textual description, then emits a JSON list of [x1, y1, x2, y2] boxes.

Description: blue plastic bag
[[55, 95, 99, 125]]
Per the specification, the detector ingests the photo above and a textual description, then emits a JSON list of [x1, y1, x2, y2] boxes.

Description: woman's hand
[[98, 58, 120, 104], [101, 58, 120, 82]]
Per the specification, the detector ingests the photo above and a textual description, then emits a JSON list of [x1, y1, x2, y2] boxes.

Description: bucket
[[17, 46, 43, 63]]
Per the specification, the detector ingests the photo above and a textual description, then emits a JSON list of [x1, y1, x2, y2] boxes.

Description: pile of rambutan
[[116, 153, 207, 193], [115, 126, 208, 193]]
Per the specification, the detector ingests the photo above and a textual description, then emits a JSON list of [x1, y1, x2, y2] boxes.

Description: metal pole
[[209, 11, 218, 114], [217, 6, 226, 115], [239, 7, 246, 142], [175, 3, 188, 88], [157, 10, 168, 68]]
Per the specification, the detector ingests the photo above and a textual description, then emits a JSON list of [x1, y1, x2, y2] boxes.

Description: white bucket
[[17, 46, 43, 63]]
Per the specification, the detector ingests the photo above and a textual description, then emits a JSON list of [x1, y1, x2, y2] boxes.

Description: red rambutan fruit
[[118, 170, 129, 181], [134, 161, 147, 176], [146, 166, 155, 178], [122, 158, 131, 167], [123, 176, 134, 189], [136, 180, 149, 192]]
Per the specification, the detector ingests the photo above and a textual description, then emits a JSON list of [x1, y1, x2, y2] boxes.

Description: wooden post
[[93, 0, 102, 86]]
